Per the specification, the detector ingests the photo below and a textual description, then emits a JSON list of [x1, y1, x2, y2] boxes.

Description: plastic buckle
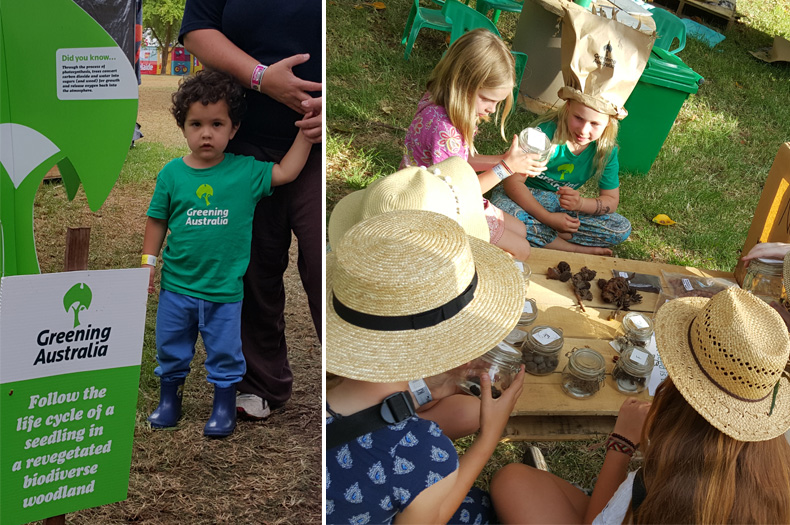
[[380, 391, 416, 424]]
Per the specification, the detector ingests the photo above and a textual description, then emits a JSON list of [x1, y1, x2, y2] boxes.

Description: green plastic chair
[[401, 0, 453, 60], [475, 0, 523, 25], [650, 7, 686, 54]]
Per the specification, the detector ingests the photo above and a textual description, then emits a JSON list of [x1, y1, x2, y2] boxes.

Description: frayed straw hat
[[327, 210, 523, 383], [655, 287, 790, 442], [327, 157, 488, 249]]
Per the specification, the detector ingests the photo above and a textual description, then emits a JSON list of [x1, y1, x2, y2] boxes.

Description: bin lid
[[638, 46, 703, 94]]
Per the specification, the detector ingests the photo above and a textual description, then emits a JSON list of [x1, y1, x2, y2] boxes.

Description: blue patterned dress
[[325, 411, 492, 524]]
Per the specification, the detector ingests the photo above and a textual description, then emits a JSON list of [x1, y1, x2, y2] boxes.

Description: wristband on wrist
[[492, 162, 510, 181], [250, 63, 268, 92], [141, 254, 157, 267], [408, 379, 433, 407], [499, 160, 514, 176], [606, 432, 637, 457]]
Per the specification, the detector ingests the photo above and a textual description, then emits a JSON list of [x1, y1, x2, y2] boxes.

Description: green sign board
[[0, 0, 138, 277], [0, 269, 148, 524]]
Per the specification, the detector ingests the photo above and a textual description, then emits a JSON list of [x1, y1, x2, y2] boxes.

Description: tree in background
[[142, 0, 185, 75]]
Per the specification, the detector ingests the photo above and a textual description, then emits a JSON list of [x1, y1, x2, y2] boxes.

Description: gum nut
[[523, 353, 534, 362], [470, 384, 481, 396]]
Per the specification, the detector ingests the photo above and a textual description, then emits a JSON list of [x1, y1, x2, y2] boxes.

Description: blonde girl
[[402, 29, 547, 261], [491, 98, 632, 256]]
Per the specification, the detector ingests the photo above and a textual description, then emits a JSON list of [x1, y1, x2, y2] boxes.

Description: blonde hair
[[625, 379, 790, 524], [427, 29, 515, 157], [534, 100, 618, 179]]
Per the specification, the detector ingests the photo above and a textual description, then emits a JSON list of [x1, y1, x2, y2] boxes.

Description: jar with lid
[[742, 257, 786, 305], [519, 298, 538, 327], [620, 311, 654, 348], [521, 325, 564, 375], [518, 127, 553, 162], [612, 344, 654, 394], [458, 341, 522, 399], [561, 347, 606, 399]]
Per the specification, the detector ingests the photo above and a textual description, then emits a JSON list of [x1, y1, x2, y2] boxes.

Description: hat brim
[[328, 190, 366, 250], [557, 87, 628, 119], [326, 236, 524, 382], [655, 297, 790, 442]]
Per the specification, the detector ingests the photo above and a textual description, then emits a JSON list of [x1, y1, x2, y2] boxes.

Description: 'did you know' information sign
[[0, 268, 148, 524]]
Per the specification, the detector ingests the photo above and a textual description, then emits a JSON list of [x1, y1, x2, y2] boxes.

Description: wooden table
[[503, 247, 734, 441], [662, 0, 736, 30]]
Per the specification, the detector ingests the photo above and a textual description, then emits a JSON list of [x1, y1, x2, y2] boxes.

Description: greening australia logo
[[186, 183, 229, 226], [31, 282, 112, 366]]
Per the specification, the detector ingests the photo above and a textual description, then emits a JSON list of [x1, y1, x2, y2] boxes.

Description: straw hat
[[327, 210, 524, 383], [655, 287, 790, 441], [327, 157, 488, 249]]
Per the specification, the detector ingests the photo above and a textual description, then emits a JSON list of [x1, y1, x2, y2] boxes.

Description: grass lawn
[[327, 0, 790, 489]]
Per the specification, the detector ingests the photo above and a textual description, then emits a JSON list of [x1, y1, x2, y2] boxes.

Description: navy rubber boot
[[204, 385, 237, 438], [148, 378, 184, 428]]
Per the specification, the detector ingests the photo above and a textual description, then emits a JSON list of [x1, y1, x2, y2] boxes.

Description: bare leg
[[491, 463, 590, 524], [416, 394, 480, 440], [543, 236, 613, 256], [494, 214, 531, 260]]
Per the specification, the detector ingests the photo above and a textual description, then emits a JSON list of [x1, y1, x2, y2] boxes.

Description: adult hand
[[546, 212, 580, 234], [259, 54, 323, 113], [503, 135, 547, 177], [295, 97, 323, 142], [612, 397, 651, 446], [741, 242, 790, 263], [557, 186, 582, 212], [478, 366, 524, 436]]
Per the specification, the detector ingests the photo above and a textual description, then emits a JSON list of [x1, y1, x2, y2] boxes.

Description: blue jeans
[[490, 186, 631, 248], [155, 289, 245, 388]]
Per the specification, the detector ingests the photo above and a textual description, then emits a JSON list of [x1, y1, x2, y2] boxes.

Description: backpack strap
[[630, 468, 647, 514], [326, 391, 416, 451]]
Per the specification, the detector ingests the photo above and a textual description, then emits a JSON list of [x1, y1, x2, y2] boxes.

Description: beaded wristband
[[250, 63, 268, 92], [492, 163, 510, 181], [610, 432, 637, 450]]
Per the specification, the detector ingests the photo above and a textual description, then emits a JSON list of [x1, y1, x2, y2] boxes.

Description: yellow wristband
[[142, 254, 157, 266]]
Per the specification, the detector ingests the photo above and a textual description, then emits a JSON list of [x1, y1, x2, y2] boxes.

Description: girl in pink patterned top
[[402, 29, 547, 261]]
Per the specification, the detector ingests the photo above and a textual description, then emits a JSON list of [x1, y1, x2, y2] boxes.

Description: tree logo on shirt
[[557, 163, 574, 181], [196, 184, 214, 206], [63, 283, 92, 327]]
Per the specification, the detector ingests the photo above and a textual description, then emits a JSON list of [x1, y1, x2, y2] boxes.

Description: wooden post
[[44, 227, 89, 525]]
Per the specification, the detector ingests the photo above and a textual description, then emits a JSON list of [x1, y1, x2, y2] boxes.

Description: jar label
[[523, 301, 533, 314], [534, 328, 560, 344], [631, 314, 649, 329], [630, 348, 649, 366], [682, 278, 693, 291]]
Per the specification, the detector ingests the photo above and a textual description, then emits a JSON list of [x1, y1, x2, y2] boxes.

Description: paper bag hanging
[[558, 7, 656, 119]]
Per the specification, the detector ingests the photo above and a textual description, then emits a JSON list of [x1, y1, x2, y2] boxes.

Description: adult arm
[[558, 187, 620, 216], [741, 242, 790, 262], [182, 29, 322, 114], [142, 217, 168, 294], [583, 398, 650, 524], [503, 176, 580, 234]]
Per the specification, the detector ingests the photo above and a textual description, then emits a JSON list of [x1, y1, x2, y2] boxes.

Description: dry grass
[[32, 73, 322, 524]]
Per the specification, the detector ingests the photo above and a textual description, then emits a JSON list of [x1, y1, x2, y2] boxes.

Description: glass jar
[[514, 261, 532, 294], [504, 327, 528, 346], [518, 127, 553, 162], [742, 258, 786, 305], [561, 347, 606, 399], [612, 344, 654, 395], [519, 298, 538, 327], [521, 325, 564, 375], [458, 341, 522, 399], [621, 312, 654, 348]]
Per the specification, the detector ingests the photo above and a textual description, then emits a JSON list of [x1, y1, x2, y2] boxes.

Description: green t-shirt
[[526, 121, 620, 193], [147, 153, 273, 302]]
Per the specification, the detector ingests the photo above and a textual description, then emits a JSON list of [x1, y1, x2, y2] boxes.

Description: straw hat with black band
[[654, 287, 790, 442], [327, 209, 524, 383], [328, 157, 489, 250]]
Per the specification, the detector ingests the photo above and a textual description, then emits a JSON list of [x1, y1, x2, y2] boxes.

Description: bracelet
[[408, 379, 433, 407], [141, 254, 157, 266], [606, 433, 637, 457], [499, 160, 514, 176], [492, 162, 510, 181], [250, 63, 268, 92]]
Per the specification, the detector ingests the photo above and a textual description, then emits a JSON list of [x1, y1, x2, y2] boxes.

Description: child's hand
[[502, 135, 547, 177], [144, 264, 155, 294], [478, 366, 525, 437], [612, 398, 651, 447], [546, 212, 580, 234], [557, 186, 582, 211], [297, 111, 322, 144]]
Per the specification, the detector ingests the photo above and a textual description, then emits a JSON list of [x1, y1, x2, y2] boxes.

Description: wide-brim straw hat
[[327, 157, 489, 249], [327, 210, 524, 383], [655, 287, 790, 441]]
